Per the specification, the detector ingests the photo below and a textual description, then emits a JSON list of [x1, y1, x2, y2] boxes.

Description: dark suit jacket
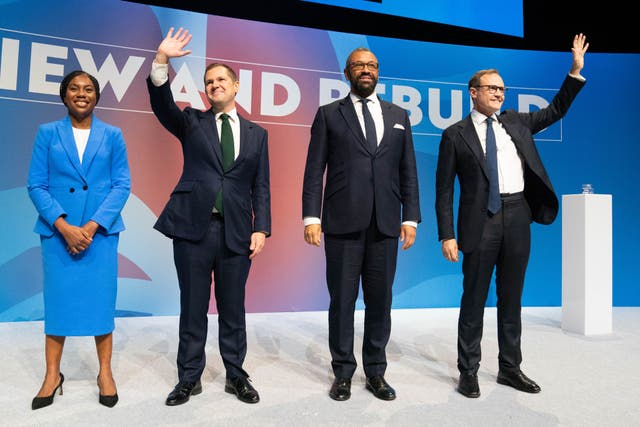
[[302, 95, 421, 236], [435, 75, 585, 253], [147, 77, 271, 254]]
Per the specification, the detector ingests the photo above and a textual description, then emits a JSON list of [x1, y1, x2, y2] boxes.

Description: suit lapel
[[233, 115, 251, 170], [200, 110, 223, 165], [378, 99, 394, 154], [461, 116, 490, 180], [81, 115, 106, 175], [57, 117, 85, 179], [338, 96, 371, 153]]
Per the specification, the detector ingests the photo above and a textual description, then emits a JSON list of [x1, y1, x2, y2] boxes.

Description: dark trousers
[[173, 214, 251, 382], [458, 193, 531, 375], [324, 215, 398, 379]]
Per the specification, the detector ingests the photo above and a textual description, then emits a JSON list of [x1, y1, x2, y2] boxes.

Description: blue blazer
[[147, 78, 271, 255], [302, 95, 421, 236], [28, 115, 131, 235]]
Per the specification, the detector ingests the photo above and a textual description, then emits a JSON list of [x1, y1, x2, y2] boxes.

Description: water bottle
[[581, 183, 594, 194]]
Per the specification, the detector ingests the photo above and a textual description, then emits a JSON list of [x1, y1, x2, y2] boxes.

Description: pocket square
[[393, 123, 405, 130]]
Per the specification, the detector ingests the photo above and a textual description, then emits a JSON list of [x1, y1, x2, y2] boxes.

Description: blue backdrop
[[1, 0, 638, 322]]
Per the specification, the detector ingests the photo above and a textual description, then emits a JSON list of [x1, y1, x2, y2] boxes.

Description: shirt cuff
[[568, 72, 586, 82], [150, 61, 169, 86], [303, 217, 321, 227], [402, 221, 418, 229]]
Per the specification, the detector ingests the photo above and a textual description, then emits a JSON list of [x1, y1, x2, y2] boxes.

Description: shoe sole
[[165, 385, 203, 406], [457, 386, 480, 398], [496, 377, 541, 393], [365, 383, 396, 401], [224, 386, 259, 403], [328, 392, 350, 401]]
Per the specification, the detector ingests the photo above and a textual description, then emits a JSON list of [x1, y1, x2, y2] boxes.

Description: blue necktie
[[360, 99, 378, 153], [214, 113, 234, 215], [485, 117, 501, 214]]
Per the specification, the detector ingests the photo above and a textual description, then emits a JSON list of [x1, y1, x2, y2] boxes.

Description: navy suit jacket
[[147, 77, 271, 255], [302, 95, 421, 236], [435, 75, 585, 253]]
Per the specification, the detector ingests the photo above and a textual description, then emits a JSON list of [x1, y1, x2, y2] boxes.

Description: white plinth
[[561, 194, 612, 335]]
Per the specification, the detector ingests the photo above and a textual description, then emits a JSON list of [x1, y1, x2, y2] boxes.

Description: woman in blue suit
[[27, 70, 130, 409]]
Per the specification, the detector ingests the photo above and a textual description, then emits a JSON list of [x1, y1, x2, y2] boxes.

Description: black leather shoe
[[329, 377, 351, 401], [457, 373, 480, 398], [365, 376, 396, 401], [497, 370, 541, 393], [225, 377, 259, 403], [32, 373, 64, 410], [165, 380, 202, 406]]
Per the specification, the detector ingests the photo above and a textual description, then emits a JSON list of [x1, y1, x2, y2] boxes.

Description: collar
[[215, 108, 238, 122], [349, 92, 378, 106], [471, 109, 499, 125]]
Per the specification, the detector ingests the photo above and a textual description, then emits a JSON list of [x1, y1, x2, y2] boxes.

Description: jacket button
[[83, 185, 88, 190], [69, 187, 75, 193]]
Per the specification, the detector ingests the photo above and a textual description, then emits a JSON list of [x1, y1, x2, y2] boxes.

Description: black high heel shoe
[[97, 376, 119, 408], [32, 372, 64, 410]]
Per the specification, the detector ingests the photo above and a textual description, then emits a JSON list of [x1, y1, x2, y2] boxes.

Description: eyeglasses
[[475, 85, 507, 94], [349, 61, 379, 71]]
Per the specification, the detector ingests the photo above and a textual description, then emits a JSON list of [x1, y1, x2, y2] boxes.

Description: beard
[[348, 71, 378, 98]]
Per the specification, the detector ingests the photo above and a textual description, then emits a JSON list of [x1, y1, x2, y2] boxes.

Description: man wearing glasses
[[302, 47, 421, 401], [435, 34, 589, 398]]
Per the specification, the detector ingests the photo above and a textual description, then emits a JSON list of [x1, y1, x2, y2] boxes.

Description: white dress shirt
[[350, 92, 383, 146], [471, 109, 525, 194]]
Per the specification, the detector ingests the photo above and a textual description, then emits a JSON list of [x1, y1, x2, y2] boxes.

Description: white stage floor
[[1, 307, 638, 426]]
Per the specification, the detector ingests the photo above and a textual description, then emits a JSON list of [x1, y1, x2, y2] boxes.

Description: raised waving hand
[[155, 27, 192, 64]]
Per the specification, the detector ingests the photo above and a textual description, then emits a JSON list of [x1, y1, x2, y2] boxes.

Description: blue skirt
[[41, 232, 119, 336]]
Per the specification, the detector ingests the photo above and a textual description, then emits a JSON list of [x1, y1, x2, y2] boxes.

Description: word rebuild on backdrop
[[0, 34, 558, 138]]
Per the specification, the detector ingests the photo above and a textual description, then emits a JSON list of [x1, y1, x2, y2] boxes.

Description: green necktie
[[220, 113, 234, 171], [214, 113, 234, 214]]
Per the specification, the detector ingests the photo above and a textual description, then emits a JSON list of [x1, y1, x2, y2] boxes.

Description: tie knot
[[220, 113, 230, 122], [360, 98, 370, 105], [486, 116, 493, 125]]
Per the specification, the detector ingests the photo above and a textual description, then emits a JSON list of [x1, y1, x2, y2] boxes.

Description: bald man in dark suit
[[303, 47, 421, 401]]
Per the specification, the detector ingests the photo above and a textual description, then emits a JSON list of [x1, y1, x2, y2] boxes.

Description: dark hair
[[203, 63, 238, 83], [59, 70, 101, 104], [468, 69, 500, 89], [344, 47, 375, 71]]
